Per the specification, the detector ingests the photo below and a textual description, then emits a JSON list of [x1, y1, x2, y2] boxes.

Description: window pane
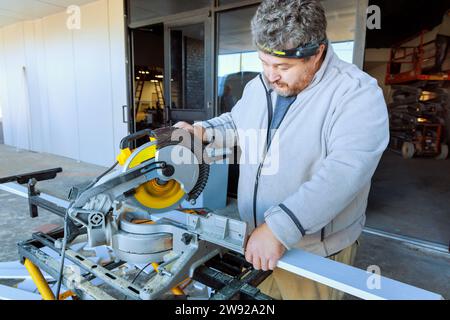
[[170, 23, 205, 109], [217, 6, 260, 114], [216, 1, 357, 114], [331, 41, 354, 63], [133, 25, 166, 130], [324, 0, 357, 63]]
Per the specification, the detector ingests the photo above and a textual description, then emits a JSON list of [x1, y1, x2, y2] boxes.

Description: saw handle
[[119, 129, 156, 149]]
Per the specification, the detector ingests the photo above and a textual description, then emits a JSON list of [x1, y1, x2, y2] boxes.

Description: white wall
[[0, 0, 128, 166]]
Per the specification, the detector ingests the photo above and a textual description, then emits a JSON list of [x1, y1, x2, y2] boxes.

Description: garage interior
[[363, 0, 450, 248], [0, 0, 448, 300]]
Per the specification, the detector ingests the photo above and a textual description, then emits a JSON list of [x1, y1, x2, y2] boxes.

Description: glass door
[[164, 17, 213, 125]]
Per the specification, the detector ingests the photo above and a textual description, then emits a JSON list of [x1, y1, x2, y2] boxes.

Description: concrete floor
[[0, 144, 448, 299], [366, 150, 450, 245], [350, 233, 449, 300], [0, 189, 64, 262], [0, 144, 107, 199]]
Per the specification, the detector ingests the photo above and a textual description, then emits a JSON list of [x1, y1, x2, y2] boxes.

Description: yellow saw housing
[[117, 139, 185, 210]]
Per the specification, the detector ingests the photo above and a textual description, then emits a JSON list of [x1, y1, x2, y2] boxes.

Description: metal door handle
[[122, 105, 128, 123]]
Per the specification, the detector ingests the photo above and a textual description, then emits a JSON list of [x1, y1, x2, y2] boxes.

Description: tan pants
[[257, 241, 358, 300]]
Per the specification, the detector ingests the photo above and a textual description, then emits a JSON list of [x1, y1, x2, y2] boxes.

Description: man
[[175, 0, 389, 299]]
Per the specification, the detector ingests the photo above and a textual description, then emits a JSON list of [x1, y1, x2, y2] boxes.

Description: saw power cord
[[55, 212, 69, 299], [123, 261, 155, 300], [83, 161, 118, 190]]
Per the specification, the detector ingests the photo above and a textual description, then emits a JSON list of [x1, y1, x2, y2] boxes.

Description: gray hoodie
[[196, 44, 389, 257]]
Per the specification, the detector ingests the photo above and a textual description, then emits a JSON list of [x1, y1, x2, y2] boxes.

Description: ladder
[[154, 80, 165, 109], [135, 80, 145, 115]]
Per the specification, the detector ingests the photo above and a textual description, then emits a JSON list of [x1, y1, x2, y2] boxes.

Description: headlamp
[[256, 39, 327, 59]]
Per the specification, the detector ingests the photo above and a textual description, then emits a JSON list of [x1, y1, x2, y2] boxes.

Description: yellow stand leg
[[24, 259, 56, 300], [151, 262, 185, 296]]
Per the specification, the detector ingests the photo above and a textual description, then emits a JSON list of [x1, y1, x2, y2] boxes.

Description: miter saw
[[10, 127, 272, 300]]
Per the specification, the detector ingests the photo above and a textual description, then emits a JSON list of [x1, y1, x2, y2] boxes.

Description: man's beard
[[269, 81, 302, 97], [264, 67, 316, 97]]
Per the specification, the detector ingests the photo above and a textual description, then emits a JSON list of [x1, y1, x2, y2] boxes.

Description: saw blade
[[125, 127, 210, 211]]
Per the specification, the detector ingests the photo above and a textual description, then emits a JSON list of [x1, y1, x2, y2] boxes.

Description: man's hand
[[173, 121, 207, 143], [245, 223, 286, 271]]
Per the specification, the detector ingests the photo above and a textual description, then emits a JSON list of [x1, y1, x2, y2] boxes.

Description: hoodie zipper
[[252, 75, 273, 228], [252, 161, 266, 228]]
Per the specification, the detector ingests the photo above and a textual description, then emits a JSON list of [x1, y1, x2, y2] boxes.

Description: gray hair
[[251, 0, 327, 51]]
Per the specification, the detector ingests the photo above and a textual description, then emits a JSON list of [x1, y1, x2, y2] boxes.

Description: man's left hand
[[245, 223, 286, 271]]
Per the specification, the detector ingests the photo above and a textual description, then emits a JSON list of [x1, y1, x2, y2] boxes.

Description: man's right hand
[[173, 121, 207, 143]]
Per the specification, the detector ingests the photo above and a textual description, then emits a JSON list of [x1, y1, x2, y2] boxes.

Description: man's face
[[259, 44, 326, 97]]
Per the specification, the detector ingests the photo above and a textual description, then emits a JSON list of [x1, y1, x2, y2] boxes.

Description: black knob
[[181, 233, 193, 245], [162, 165, 175, 177]]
